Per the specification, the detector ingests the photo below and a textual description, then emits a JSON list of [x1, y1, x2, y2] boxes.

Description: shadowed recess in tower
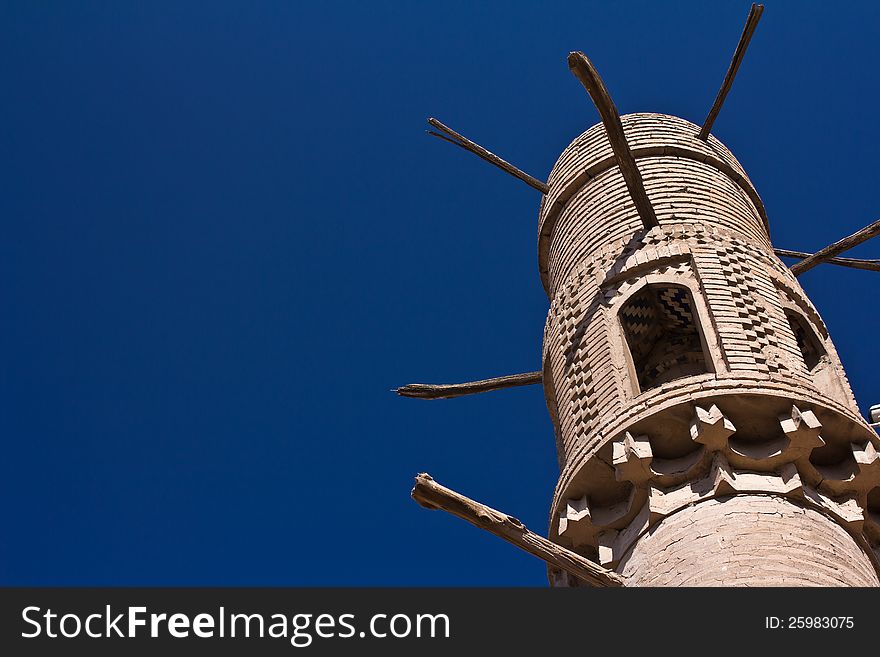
[[785, 311, 826, 371], [619, 285, 709, 392]]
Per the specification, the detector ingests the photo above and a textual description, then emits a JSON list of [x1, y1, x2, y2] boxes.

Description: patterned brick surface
[[542, 221, 862, 467]]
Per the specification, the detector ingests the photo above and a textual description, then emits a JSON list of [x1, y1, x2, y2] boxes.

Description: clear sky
[[1, 1, 878, 586]]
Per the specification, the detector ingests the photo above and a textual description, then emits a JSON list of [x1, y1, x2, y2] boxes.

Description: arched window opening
[[786, 310, 825, 370], [619, 285, 710, 393]]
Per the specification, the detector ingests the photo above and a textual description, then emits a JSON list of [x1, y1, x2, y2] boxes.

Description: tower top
[[537, 112, 769, 296]]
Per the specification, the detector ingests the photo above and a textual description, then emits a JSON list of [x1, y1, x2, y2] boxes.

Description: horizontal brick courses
[[618, 496, 879, 586]]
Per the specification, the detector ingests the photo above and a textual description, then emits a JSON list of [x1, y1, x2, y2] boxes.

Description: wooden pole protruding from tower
[[790, 218, 880, 276], [774, 248, 880, 273], [411, 473, 626, 588], [698, 4, 764, 140], [396, 371, 542, 400], [427, 118, 550, 194], [567, 52, 659, 230]]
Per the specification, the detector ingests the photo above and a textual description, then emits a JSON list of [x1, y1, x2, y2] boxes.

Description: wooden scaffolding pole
[[396, 371, 542, 400], [774, 248, 880, 273], [427, 118, 550, 194], [412, 473, 626, 587], [698, 4, 764, 140], [789, 218, 880, 276], [567, 52, 659, 230]]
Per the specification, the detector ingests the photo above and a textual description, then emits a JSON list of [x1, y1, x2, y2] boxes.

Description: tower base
[[616, 494, 879, 587]]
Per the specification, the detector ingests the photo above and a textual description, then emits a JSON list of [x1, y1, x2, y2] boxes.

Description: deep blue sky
[[1, 2, 878, 585]]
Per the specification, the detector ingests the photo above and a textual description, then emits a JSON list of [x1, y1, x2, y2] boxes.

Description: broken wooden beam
[[427, 118, 550, 194], [774, 248, 880, 272], [567, 52, 659, 230], [411, 473, 626, 587], [698, 4, 764, 140], [395, 371, 542, 400], [789, 218, 880, 276]]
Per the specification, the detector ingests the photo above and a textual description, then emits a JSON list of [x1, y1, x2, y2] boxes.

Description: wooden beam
[[567, 52, 659, 230], [698, 4, 764, 141], [396, 371, 542, 400], [427, 118, 550, 194], [411, 473, 626, 587], [789, 218, 880, 276], [774, 248, 880, 273]]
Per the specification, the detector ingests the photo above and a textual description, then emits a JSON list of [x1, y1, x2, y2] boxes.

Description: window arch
[[785, 310, 826, 370], [619, 284, 711, 393]]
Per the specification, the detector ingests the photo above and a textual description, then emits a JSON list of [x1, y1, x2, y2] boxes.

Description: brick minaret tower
[[403, 6, 880, 587], [542, 111, 880, 587]]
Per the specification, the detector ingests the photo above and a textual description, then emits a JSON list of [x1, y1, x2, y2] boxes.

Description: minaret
[[401, 5, 880, 587], [542, 111, 880, 587]]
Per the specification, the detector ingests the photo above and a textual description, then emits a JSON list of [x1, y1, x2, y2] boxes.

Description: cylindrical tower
[[541, 113, 880, 586]]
